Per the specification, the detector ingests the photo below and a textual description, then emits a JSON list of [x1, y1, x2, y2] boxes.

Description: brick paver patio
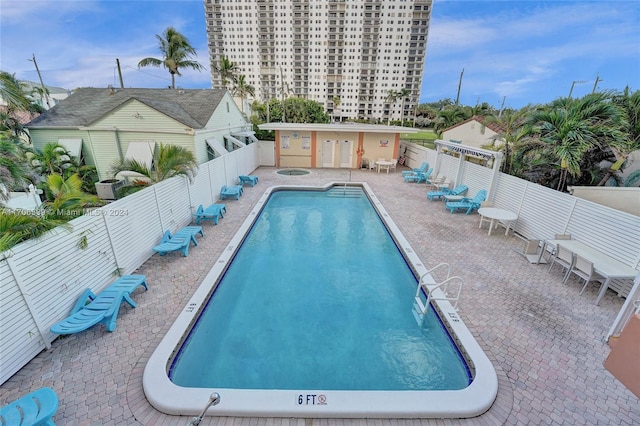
[[1, 167, 638, 425]]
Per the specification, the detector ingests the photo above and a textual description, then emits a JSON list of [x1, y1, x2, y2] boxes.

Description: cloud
[[1, 0, 210, 90], [422, 1, 640, 107]]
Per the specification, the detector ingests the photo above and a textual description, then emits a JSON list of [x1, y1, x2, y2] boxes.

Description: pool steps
[[326, 186, 363, 198]]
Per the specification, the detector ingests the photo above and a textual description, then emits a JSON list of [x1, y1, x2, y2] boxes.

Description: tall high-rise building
[[204, 0, 432, 122]]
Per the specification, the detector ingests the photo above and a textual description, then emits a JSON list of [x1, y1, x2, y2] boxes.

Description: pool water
[[169, 189, 471, 391]]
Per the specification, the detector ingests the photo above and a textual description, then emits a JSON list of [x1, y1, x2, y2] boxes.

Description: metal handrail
[[418, 262, 451, 284], [425, 276, 464, 310], [414, 269, 463, 317], [188, 392, 221, 426]]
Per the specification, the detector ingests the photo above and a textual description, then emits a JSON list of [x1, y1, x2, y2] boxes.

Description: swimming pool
[[144, 183, 498, 418]]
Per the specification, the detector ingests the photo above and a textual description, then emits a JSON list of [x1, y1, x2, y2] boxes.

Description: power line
[[124, 65, 171, 81]]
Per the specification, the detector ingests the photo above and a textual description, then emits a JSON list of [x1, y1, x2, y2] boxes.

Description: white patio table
[[478, 207, 518, 236], [539, 239, 639, 305], [375, 160, 393, 174]]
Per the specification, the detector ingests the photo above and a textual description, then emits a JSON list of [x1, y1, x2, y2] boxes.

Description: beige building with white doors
[[258, 122, 417, 169]]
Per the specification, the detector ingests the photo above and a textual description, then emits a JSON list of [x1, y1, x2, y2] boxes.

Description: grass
[[400, 128, 438, 149], [400, 129, 438, 140]]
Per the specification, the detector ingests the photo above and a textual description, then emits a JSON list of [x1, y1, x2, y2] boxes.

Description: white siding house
[[442, 115, 505, 149], [27, 88, 254, 180]]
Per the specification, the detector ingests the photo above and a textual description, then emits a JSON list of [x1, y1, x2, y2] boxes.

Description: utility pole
[[454, 68, 464, 106], [116, 58, 125, 88], [30, 53, 51, 108], [592, 73, 602, 94], [568, 80, 588, 98], [498, 96, 506, 117]]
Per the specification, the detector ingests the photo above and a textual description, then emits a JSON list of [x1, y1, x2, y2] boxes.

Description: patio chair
[[238, 175, 259, 187], [389, 159, 398, 173], [366, 158, 376, 172], [220, 184, 243, 200], [402, 162, 428, 177], [50, 275, 148, 334], [548, 244, 575, 283], [514, 238, 544, 264], [426, 174, 446, 189], [444, 189, 487, 214], [567, 254, 605, 296], [427, 184, 468, 201], [0, 387, 59, 426], [194, 204, 227, 225], [152, 230, 191, 257], [404, 167, 433, 183]]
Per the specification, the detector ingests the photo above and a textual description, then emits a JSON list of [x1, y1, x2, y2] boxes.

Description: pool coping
[[143, 182, 498, 418]]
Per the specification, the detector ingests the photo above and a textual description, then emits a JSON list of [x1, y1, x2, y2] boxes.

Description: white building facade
[[204, 0, 432, 122]]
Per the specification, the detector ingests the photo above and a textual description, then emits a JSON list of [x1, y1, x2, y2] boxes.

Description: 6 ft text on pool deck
[[2, 208, 129, 217]]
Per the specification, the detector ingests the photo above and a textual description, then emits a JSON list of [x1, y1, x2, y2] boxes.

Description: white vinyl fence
[[401, 141, 640, 270], [0, 144, 259, 384], [2, 139, 638, 384], [401, 141, 640, 335]]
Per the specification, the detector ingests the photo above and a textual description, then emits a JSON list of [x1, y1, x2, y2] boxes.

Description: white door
[[258, 141, 276, 166], [339, 140, 353, 168], [322, 140, 335, 167]]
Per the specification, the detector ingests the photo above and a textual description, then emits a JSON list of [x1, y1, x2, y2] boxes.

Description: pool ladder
[[413, 263, 464, 325]]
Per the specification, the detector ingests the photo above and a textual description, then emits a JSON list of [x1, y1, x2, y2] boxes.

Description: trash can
[[95, 179, 125, 200]]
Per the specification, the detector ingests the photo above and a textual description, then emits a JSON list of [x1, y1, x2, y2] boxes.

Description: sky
[[1, 0, 639, 110]]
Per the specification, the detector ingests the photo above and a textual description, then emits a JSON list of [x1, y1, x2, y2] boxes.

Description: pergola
[[433, 139, 504, 200]]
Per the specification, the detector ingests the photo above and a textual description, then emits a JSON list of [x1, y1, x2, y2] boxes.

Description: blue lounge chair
[[238, 175, 259, 187], [402, 162, 428, 177], [173, 226, 204, 245], [50, 275, 148, 334], [444, 189, 488, 214], [427, 184, 468, 201], [152, 230, 191, 257], [404, 167, 433, 183], [107, 274, 149, 293], [0, 387, 59, 426], [194, 204, 226, 225], [220, 185, 243, 200]]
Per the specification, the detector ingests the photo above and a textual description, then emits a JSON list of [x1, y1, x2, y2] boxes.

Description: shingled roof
[[443, 115, 507, 135], [27, 88, 226, 129]]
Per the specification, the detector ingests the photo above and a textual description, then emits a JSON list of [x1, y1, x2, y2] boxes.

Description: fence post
[[5, 257, 51, 349]]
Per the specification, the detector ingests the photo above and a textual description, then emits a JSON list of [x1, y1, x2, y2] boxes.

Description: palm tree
[[28, 143, 74, 177], [482, 107, 531, 175], [397, 88, 411, 125], [212, 56, 238, 90], [385, 90, 398, 125], [44, 173, 101, 218], [0, 209, 68, 253], [233, 74, 255, 113], [433, 106, 468, 137], [521, 93, 626, 191], [138, 27, 204, 89], [1, 71, 42, 137], [0, 132, 33, 203], [0, 71, 31, 112], [110, 144, 198, 195], [331, 95, 341, 122], [597, 88, 640, 185]]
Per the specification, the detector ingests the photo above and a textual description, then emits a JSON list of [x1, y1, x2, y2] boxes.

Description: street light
[[568, 80, 588, 98]]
